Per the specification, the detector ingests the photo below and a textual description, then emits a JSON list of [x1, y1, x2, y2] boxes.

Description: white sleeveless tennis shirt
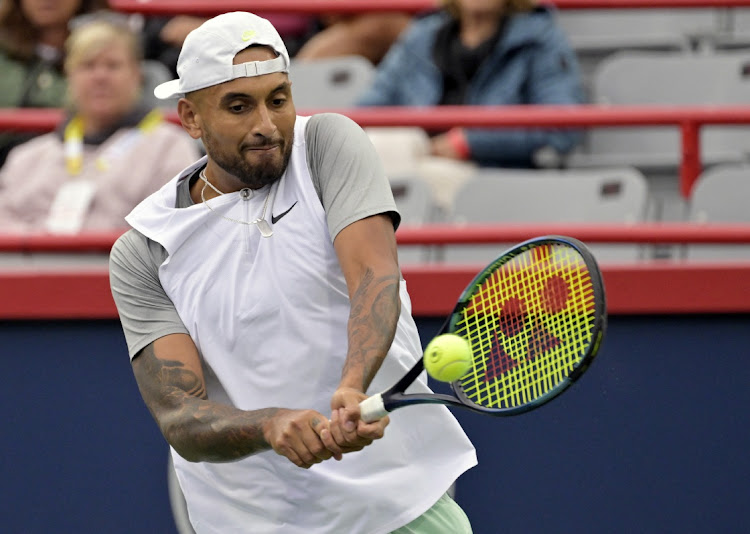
[[124, 115, 477, 534]]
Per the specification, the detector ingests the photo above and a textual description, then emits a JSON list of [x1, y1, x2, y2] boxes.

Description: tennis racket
[[359, 235, 606, 422]]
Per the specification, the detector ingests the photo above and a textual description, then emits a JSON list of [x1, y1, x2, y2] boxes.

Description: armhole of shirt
[[304, 113, 400, 241]]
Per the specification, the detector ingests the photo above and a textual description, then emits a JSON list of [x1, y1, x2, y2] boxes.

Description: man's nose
[[252, 105, 277, 138]]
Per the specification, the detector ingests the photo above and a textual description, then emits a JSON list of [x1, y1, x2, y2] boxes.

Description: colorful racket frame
[[360, 235, 607, 421]]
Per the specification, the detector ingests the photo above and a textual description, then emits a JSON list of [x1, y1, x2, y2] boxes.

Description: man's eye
[[229, 104, 245, 112], [271, 98, 286, 107]]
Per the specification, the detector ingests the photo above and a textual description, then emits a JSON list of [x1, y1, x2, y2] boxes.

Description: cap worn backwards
[[154, 11, 290, 100]]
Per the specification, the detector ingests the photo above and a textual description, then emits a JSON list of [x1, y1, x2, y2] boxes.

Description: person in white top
[[109, 12, 476, 534], [0, 17, 199, 233]]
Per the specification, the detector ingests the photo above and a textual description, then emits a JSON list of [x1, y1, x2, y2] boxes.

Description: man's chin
[[237, 165, 284, 189]]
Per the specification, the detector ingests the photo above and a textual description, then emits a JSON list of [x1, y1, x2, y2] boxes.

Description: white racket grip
[[359, 393, 388, 423]]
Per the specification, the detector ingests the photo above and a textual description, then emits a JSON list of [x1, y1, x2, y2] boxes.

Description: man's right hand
[[263, 409, 344, 469]]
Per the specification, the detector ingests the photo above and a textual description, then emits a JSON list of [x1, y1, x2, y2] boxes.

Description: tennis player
[[109, 11, 476, 534]]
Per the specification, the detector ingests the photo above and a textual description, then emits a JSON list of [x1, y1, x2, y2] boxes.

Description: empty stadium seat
[[713, 7, 750, 48], [556, 8, 720, 93], [390, 175, 441, 264], [365, 126, 478, 214], [142, 60, 175, 109], [574, 50, 750, 169], [686, 164, 750, 259], [567, 49, 750, 224], [441, 167, 651, 264], [289, 55, 375, 109], [557, 9, 718, 52]]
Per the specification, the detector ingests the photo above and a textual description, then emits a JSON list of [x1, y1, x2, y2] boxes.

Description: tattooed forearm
[[341, 267, 401, 391], [133, 344, 277, 462]]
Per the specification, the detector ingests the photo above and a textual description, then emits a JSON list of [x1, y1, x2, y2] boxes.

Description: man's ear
[[177, 97, 203, 140]]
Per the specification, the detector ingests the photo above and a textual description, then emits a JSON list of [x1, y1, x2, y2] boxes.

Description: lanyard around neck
[[63, 109, 163, 176]]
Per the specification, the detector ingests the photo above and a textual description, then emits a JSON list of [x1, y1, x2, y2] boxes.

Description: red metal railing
[[4, 223, 750, 252], [107, 0, 750, 15], [2, 225, 750, 317], [4, 262, 749, 318], [3, 105, 750, 197]]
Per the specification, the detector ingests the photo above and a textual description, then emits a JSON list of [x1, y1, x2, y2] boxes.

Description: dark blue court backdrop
[[1, 316, 748, 534]]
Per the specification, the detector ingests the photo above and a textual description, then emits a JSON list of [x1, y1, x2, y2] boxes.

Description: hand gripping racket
[[359, 235, 606, 422]]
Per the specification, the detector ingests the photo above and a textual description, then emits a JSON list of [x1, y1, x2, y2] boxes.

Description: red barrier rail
[[4, 105, 750, 197], [108, 0, 750, 15], [2, 225, 750, 317], [2, 262, 749, 318], [395, 224, 750, 245], [4, 223, 750, 253], [0, 231, 123, 252], [403, 262, 750, 315]]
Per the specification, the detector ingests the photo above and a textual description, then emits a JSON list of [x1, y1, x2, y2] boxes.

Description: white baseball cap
[[154, 11, 290, 100]]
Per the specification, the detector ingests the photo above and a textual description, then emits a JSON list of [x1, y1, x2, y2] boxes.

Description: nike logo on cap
[[271, 201, 298, 224]]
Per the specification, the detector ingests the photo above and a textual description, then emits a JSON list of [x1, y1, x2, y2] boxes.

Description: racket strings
[[455, 243, 597, 410]]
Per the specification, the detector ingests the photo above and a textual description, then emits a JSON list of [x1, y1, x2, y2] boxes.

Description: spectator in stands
[[358, 0, 584, 208], [295, 13, 412, 65], [141, 12, 410, 70], [0, 18, 199, 234], [141, 13, 318, 77], [0, 0, 109, 166]]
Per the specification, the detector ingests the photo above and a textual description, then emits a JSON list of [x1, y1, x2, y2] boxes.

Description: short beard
[[203, 133, 293, 190]]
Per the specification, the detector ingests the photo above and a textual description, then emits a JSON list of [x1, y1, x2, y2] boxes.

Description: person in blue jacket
[[358, 0, 584, 169]]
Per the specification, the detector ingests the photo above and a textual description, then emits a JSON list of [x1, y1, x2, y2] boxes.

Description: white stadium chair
[[441, 167, 651, 264], [686, 164, 750, 260], [289, 55, 375, 109]]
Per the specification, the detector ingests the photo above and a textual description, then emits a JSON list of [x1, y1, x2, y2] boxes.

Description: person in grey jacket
[[358, 0, 584, 168]]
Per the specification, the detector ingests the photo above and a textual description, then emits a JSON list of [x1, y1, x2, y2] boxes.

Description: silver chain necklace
[[199, 169, 273, 237]]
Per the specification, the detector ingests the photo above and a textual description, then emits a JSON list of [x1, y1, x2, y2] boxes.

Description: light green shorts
[[391, 492, 472, 534]]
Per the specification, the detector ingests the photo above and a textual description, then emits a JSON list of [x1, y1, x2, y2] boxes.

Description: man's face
[[192, 46, 295, 190]]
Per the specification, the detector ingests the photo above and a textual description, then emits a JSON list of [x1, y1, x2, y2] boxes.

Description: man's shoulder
[[112, 228, 149, 262], [304, 113, 359, 151], [111, 228, 167, 271], [307, 112, 359, 132], [304, 113, 372, 159]]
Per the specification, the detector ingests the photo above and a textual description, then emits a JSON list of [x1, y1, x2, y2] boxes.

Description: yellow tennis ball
[[423, 334, 473, 383]]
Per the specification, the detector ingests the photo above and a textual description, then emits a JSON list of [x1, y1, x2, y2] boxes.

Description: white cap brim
[[154, 79, 183, 100]]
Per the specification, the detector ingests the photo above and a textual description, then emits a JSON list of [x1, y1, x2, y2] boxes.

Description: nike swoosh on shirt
[[271, 201, 298, 224]]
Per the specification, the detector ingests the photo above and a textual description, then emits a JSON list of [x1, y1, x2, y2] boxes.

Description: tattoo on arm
[[133, 344, 277, 462], [342, 268, 401, 391], [137, 347, 207, 400]]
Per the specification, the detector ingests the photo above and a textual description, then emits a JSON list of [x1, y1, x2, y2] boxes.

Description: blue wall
[[2, 316, 749, 533]]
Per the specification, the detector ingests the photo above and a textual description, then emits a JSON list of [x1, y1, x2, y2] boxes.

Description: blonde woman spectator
[[0, 0, 109, 165], [0, 19, 200, 234]]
